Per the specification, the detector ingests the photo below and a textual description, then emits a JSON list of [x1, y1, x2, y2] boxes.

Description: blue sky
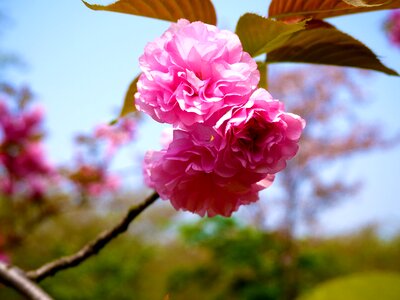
[[2, 0, 400, 235]]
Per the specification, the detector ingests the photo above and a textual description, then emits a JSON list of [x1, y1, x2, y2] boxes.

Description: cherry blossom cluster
[[0, 99, 55, 200], [135, 19, 305, 217]]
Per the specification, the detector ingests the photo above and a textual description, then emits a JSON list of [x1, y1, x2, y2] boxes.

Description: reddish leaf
[[267, 20, 398, 76], [83, 0, 217, 25], [268, 0, 400, 20]]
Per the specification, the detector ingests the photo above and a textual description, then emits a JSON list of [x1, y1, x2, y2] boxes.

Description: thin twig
[[26, 192, 159, 282], [0, 262, 53, 300]]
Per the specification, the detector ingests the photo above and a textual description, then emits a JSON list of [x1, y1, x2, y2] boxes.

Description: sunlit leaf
[[299, 272, 400, 300], [120, 75, 139, 117], [235, 13, 306, 57], [342, 0, 385, 6], [267, 20, 398, 76], [82, 0, 217, 25], [110, 75, 139, 125], [268, 0, 400, 20]]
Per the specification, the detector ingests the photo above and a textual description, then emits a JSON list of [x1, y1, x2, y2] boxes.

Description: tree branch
[[0, 262, 53, 300], [26, 191, 159, 282]]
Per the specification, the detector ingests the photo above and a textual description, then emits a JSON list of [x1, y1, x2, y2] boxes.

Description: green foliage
[[268, 0, 400, 20], [1, 212, 400, 300], [0, 209, 158, 300], [82, 0, 217, 25], [299, 272, 400, 300], [172, 218, 287, 300], [169, 219, 400, 300], [235, 14, 306, 57], [42, 242, 152, 300], [179, 217, 240, 246]]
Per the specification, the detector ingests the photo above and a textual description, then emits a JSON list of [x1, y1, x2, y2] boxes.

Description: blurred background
[[1, 0, 400, 299]]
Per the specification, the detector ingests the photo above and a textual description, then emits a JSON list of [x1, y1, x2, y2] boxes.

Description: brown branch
[[26, 191, 159, 282], [0, 262, 53, 300]]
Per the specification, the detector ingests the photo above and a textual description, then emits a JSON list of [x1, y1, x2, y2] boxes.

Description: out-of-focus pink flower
[[386, 10, 400, 47], [0, 100, 55, 199], [68, 117, 134, 199], [0, 143, 55, 198], [70, 164, 120, 197], [0, 102, 43, 145], [0, 177, 13, 196], [1, 143, 53, 179], [86, 174, 119, 197], [94, 118, 136, 156], [135, 19, 259, 127], [27, 177, 49, 200], [215, 88, 305, 179], [144, 127, 274, 217], [0, 252, 10, 264]]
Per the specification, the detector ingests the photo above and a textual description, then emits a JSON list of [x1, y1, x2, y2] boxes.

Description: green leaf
[[299, 272, 400, 300], [266, 20, 399, 76], [82, 0, 217, 25], [268, 0, 400, 20], [235, 14, 306, 57], [256, 62, 268, 89]]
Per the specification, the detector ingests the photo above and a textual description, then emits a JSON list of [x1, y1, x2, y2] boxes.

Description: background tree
[[242, 66, 397, 299]]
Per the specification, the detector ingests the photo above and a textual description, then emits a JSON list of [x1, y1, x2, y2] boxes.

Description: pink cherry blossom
[[144, 127, 275, 217], [143, 89, 305, 217], [135, 19, 259, 127], [139, 20, 305, 217], [215, 88, 305, 179]]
